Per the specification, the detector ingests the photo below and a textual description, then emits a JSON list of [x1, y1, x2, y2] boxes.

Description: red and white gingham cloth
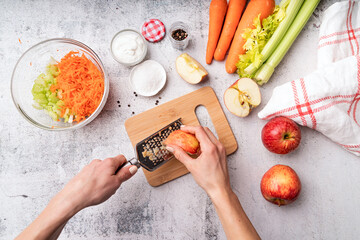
[[141, 19, 165, 43], [318, 1, 360, 67], [258, 1, 360, 156]]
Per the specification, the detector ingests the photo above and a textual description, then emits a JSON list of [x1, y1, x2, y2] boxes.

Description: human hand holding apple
[[261, 116, 301, 154], [166, 126, 260, 239], [164, 125, 231, 197]]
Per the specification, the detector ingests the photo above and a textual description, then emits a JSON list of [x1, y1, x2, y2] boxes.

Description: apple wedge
[[224, 78, 261, 117], [176, 53, 208, 84]]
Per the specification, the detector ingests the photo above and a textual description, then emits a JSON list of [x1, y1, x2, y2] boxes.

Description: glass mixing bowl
[[11, 38, 109, 131]]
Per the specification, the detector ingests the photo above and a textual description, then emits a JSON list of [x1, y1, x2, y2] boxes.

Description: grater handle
[[117, 158, 141, 173]]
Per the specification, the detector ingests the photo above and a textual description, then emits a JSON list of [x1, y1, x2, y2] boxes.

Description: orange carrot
[[225, 0, 275, 73], [206, 0, 227, 65], [214, 0, 246, 61], [51, 51, 104, 122]]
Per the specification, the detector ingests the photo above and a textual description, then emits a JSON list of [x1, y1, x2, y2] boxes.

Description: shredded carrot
[[51, 51, 104, 122], [18, 38, 22, 44]]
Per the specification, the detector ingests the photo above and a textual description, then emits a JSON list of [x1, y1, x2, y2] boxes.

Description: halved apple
[[224, 78, 261, 117], [224, 88, 250, 117], [176, 53, 208, 84]]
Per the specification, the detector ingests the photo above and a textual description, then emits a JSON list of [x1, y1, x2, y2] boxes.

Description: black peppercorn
[[172, 29, 188, 41]]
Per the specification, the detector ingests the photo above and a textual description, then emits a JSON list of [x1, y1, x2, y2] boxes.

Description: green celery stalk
[[245, 0, 304, 76], [279, 0, 291, 8], [255, 0, 321, 85]]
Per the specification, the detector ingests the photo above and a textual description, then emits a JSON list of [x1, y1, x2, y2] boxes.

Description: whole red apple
[[164, 130, 200, 155], [261, 116, 301, 154], [260, 164, 301, 206]]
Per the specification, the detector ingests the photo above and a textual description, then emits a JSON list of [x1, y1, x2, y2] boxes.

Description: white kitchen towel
[[318, 1, 360, 68], [258, 1, 360, 156]]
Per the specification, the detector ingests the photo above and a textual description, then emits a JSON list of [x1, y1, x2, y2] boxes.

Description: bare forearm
[[210, 189, 260, 240], [49, 222, 68, 240], [15, 192, 80, 240], [15, 155, 136, 240]]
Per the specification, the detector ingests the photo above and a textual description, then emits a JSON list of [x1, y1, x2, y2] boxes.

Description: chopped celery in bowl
[[31, 64, 73, 123]]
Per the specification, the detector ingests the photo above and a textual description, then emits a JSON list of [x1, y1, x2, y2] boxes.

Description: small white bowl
[[110, 29, 147, 66], [129, 60, 166, 97]]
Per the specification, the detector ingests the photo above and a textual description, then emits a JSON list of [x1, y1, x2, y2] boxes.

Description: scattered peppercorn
[[172, 29, 188, 41], [117, 100, 120, 103], [132, 112, 135, 115], [128, 104, 130, 107]]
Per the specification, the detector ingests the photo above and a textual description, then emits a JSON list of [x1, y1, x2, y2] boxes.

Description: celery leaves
[[236, 5, 286, 78]]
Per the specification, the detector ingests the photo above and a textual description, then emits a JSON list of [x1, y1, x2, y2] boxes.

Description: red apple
[[260, 164, 301, 206], [163, 130, 200, 155], [261, 116, 301, 154]]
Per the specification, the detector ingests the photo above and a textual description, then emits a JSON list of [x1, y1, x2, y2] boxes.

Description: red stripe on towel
[[292, 81, 307, 126], [319, 27, 360, 41], [349, 1, 359, 54], [262, 94, 356, 120], [300, 78, 317, 129], [346, 0, 355, 55]]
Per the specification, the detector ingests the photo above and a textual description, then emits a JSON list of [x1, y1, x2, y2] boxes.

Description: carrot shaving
[[51, 51, 104, 122]]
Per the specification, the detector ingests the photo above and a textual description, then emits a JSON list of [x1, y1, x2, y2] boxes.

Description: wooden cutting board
[[124, 86, 237, 187]]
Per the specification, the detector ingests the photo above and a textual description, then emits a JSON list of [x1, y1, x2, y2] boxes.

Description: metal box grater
[[122, 118, 182, 172]]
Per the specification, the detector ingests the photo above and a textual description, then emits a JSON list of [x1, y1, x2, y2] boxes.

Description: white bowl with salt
[[129, 60, 166, 96]]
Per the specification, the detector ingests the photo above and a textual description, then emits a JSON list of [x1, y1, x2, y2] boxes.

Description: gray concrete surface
[[1, 0, 359, 239]]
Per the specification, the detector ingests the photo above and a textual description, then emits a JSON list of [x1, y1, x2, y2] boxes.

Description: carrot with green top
[[214, 0, 246, 61], [225, 0, 275, 73], [206, 0, 228, 65]]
